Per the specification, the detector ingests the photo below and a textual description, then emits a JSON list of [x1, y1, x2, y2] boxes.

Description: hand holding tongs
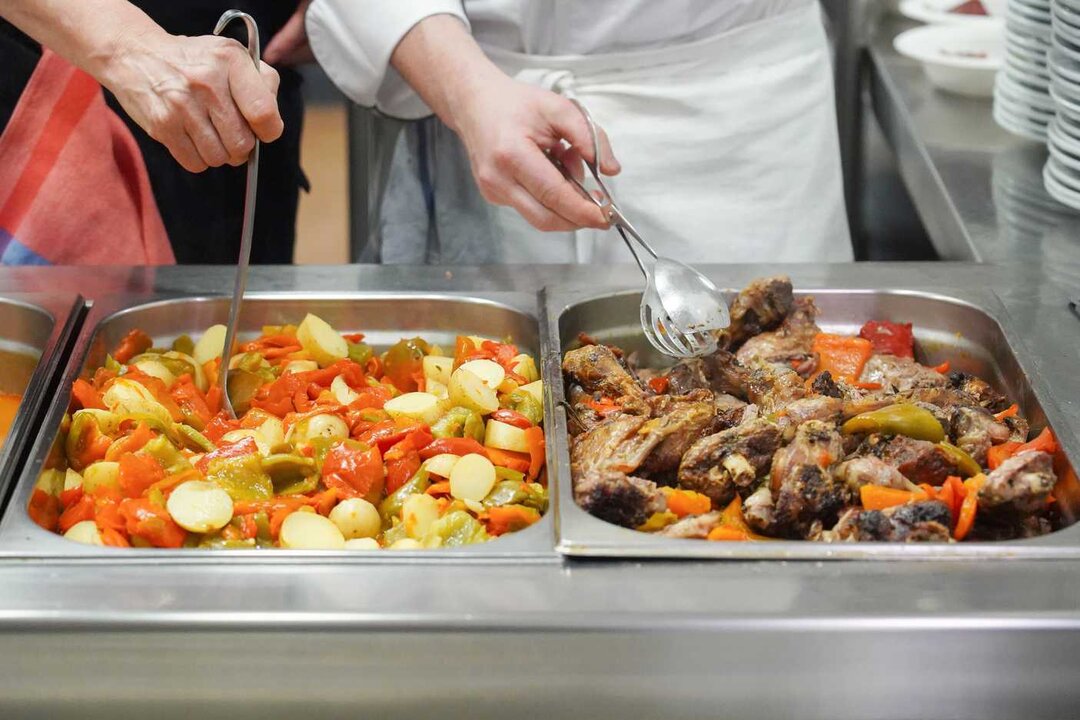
[[548, 100, 730, 359], [214, 10, 261, 418]]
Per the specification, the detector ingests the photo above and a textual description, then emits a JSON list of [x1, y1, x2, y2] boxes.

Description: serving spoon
[[213, 9, 261, 419], [549, 100, 730, 358]]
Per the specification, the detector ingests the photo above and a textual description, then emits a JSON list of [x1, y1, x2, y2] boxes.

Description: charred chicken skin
[[563, 276, 1062, 543]]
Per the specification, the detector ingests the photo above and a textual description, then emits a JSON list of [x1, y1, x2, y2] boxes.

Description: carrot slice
[[860, 485, 916, 511]]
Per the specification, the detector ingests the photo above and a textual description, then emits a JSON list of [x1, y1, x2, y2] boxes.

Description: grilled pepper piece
[[937, 441, 983, 478], [841, 404, 946, 442]]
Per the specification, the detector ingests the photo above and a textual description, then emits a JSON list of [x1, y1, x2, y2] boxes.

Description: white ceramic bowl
[[894, 23, 1003, 97]]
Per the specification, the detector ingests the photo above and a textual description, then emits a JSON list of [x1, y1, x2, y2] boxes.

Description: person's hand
[[450, 70, 621, 231], [102, 31, 284, 172], [264, 0, 314, 66]]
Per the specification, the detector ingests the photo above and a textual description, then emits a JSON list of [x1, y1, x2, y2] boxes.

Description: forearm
[[0, 0, 165, 85], [389, 14, 499, 133]]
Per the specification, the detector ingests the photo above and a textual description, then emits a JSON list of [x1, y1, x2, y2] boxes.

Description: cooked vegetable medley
[[563, 276, 1061, 543], [32, 315, 547, 549]]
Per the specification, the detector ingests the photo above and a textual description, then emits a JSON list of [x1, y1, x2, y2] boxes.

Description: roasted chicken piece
[[657, 511, 723, 539], [723, 275, 795, 347], [735, 297, 820, 372], [834, 456, 919, 493], [950, 405, 1011, 465], [855, 434, 961, 486], [948, 371, 1010, 413], [574, 469, 665, 528], [677, 419, 782, 505], [562, 344, 645, 406], [979, 450, 1056, 515], [767, 421, 848, 538], [860, 354, 947, 393], [828, 501, 952, 542]]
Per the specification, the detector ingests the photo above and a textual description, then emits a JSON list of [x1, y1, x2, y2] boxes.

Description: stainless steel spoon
[[213, 10, 261, 418], [550, 99, 730, 358]]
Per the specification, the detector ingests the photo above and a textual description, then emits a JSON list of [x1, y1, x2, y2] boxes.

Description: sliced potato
[[448, 368, 499, 415], [254, 417, 285, 449], [64, 520, 104, 546], [403, 493, 441, 539], [423, 453, 460, 479], [193, 324, 227, 366], [286, 413, 349, 448], [167, 480, 234, 533], [329, 497, 381, 540], [510, 354, 539, 383], [422, 355, 453, 386], [82, 461, 120, 494], [63, 468, 83, 492], [426, 378, 449, 400], [279, 511, 346, 550], [102, 378, 172, 425], [519, 380, 543, 407], [388, 538, 423, 550], [133, 359, 177, 388], [344, 537, 380, 550], [330, 374, 360, 405], [221, 429, 271, 456], [384, 392, 444, 425], [484, 419, 530, 454], [458, 359, 505, 389], [449, 453, 497, 502], [296, 313, 348, 368], [283, 359, 319, 375]]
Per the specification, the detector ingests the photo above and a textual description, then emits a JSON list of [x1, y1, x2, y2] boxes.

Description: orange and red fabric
[[0, 50, 174, 265]]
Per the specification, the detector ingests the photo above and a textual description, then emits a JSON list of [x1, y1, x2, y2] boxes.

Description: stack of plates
[[995, 0, 1054, 140], [1045, 0, 1080, 207]]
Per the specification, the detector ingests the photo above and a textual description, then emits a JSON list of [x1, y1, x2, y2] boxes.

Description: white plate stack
[[1045, 0, 1080, 207], [994, 0, 1054, 140]]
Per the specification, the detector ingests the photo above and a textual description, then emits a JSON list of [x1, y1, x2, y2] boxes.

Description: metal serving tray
[[544, 285, 1080, 559], [0, 292, 557, 560], [0, 294, 84, 513]]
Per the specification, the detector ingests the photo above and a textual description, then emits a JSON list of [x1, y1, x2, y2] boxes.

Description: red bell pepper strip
[[491, 408, 534, 429], [994, 403, 1019, 421], [321, 442, 384, 499], [647, 376, 670, 394], [419, 437, 488, 459], [71, 378, 106, 411], [954, 474, 987, 540], [58, 493, 95, 533], [485, 447, 531, 475], [112, 329, 153, 364], [988, 427, 1057, 470], [118, 453, 166, 498], [27, 488, 60, 532], [118, 497, 186, 548], [812, 333, 874, 384], [104, 421, 153, 462], [195, 436, 259, 474], [524, 426, 545, 481], [858, 321, 914, 358], [483, 505, 541, 536]]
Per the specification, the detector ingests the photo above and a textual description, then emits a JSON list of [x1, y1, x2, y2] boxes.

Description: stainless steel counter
[[0, 264, 1078, 718], [870, 13, 1080, 295]]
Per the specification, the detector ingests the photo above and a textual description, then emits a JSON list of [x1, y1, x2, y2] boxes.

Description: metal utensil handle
[[213, 10, 261, 416], [565, 99, 659, 260]]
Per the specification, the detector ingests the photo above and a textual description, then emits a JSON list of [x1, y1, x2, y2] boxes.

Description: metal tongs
[[213, 10, 261, 418], [549, 100, 730, 358]]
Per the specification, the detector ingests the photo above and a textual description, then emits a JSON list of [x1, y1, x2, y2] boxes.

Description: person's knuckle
[[490, 143, 518, 173]]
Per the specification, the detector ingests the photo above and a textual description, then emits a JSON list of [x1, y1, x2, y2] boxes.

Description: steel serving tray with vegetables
[[552, 276, 1080, 558], [0, 294, 551, 555]]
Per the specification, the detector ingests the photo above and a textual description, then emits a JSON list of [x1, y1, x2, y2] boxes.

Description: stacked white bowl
[[994, 0, 1054, 140], [1045, 0, 1080, 207]]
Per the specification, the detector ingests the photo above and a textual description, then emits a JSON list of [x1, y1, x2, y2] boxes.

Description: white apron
[[377, 1, 853, 264]]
